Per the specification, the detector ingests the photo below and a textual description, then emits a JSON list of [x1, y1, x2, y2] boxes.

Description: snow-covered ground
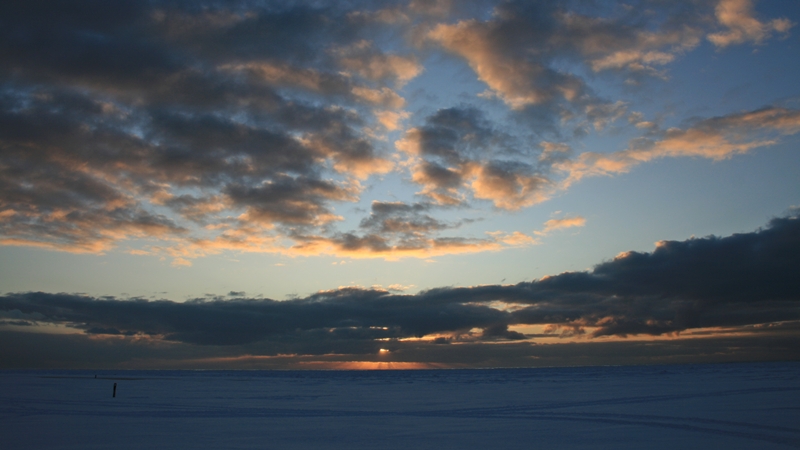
[[1, 362, 798, 449]]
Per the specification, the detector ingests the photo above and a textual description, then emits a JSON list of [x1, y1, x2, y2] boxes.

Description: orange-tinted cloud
[[428, 20, 584, 109], [335, 40, 423, 87], [1, 0, 796, 268], [537, 216, 587, 235], [469, 162, 552, 210], [398, 107, 556, 210], [559, 12, 702, 74], [708, 0, 794, 47], [374, 110, 410, 131], [559, 107, 800, 187]]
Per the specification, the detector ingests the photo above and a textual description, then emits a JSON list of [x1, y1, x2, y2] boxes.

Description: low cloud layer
[[3, 214, 798, 367]]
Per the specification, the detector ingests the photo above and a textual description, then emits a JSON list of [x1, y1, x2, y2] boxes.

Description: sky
[[1, 0, 799, 369]]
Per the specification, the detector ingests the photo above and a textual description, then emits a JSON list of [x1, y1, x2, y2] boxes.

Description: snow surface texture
[[1, 362, 799, 449]]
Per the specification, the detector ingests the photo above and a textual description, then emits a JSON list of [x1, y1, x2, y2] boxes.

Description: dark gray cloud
[[1, 0, 794, 261], [510, 214, 800, 336], [1, 319, 798, 370], [360, 201, 451, 236], [2, 214, 798, 367], [424, 0, 717, 133], [412, 106, 505, 162], [0, 288, 505, 346], [225, 176, 356, 226], [400, 106, 551, 209], [0, 0, 404, 255], [279, 197, 509, 257]]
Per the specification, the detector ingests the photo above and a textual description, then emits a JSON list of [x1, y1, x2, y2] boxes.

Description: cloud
[[3, 214, 798, 357], [226, 176, 357, 227], [386, 284, 414, 292], [469, 161, 552, 210], [0, 1, 400, 261], [418, 1, 788, 207], [513, 214, 800, 337], [3, 326, 798, 369], [426, 0, 711, 108], [708, 0, 794, 47], [537, 216, 586, 235], [359, 201, 449, 235], [398, 106, 553, 209], [428, 13, 587, 109], [0, 0, 796, 266], [0, 84, 376, 253], [221, 62, 331, 92], [350, 86, 407, 109], [334, 40, 423, 87], [374, 110, 411, 131], [558, 106, 800, 187], [409, 0, 453, 18], [559, 10, 702, 74], [286, 228, 535, 260]]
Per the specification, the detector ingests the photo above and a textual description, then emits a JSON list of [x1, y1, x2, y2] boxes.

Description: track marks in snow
[[3, 387, 800, 447]]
